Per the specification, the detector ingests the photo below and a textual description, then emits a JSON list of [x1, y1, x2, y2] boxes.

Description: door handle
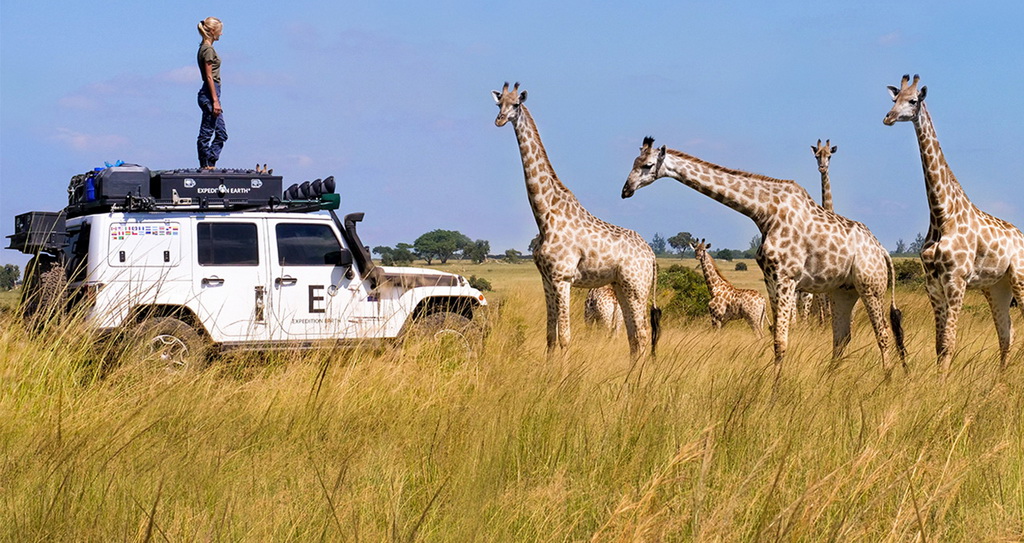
[[275, 276, 298, 286], [202, 276, 225, 286]]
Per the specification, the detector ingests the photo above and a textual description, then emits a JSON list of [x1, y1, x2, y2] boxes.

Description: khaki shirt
[[198, 43, 221, 86]]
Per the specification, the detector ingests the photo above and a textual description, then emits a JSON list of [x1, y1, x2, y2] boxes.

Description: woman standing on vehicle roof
[[197, 17, 227, 170]]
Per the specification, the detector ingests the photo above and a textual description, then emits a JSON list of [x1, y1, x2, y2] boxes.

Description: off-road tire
[[402, 311, 483, 362], [126, 317, 210, 372], [20, 255, 66, 322]]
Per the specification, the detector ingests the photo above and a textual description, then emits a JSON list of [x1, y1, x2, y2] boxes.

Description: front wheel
[[401, 311, 482, 365], [125, 317, 210, 372]]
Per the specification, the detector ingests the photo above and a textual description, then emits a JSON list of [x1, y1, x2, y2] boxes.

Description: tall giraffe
[[493, 83, 661, 358], [622, 137, 906, 373], [884, 74, 1024, 372], [805, 138, 840, 324], [691, 238, 767, 336]]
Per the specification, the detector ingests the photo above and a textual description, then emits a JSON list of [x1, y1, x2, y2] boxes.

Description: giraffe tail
[[886, 254, 908, 362], [650, 259, 662, 357]]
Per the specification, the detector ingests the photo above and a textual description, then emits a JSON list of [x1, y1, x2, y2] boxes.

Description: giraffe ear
[[831, 145, 838, 154], [492, 90, 501, 104], [657, 145, 667, 171], [887, 85, 900, 100], [918, 86, 927, 101], [519, 90, 528, 103], [706, 242, 712, 250], [810, 145, 817, 154]]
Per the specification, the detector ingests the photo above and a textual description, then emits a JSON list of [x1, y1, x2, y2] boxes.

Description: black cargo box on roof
[[153, 169, 283, 206]]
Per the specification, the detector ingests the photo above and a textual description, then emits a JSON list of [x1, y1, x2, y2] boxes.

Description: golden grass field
[[1, 257, 1022, 541]]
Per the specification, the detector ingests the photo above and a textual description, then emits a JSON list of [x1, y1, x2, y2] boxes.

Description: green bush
[[892, 258, 925, 285], [468, 275, 492, 292], [657, 265, 710, 319], [734, 262, 748, 271]]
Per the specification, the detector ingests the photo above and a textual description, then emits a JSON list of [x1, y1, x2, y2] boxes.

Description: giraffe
[[804, 138, 840, 325], [493, 83, 661, 358], [584, 285, 624, 333], [690, 238, 767, 336], [622, 137, 906, 374], [884, 74, 1024, 372]]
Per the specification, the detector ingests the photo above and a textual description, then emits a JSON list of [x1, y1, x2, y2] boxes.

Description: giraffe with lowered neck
[[584, 285, 624, 333], [691, 238, 767, 336], [622, 137, 906, 374], [493, 83, 661, 358], [884, 74, 1024, 373]]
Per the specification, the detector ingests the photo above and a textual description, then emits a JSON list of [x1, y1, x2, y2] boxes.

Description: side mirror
[[326, 248, 353, 267]]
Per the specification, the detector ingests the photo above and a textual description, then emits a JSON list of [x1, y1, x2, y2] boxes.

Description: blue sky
[[2, 1, 1023, 269]]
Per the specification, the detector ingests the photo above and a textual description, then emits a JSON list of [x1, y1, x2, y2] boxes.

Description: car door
[[193, 219, 271, 342], [269, 220, 364, 341]]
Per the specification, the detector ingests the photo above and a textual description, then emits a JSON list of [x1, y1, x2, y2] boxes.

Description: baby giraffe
[[584, 285, 624, 333], [691, 239, 766, 336]]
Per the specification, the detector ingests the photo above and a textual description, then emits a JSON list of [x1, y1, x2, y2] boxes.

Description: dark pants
[[197, 83, 227, 168]]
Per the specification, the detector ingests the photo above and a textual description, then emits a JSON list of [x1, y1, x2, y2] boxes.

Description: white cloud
[[52, 127, 130, 152], [58, 95, 98, 110], [878, 32, 902, 46], [159, 66, 199, 85]]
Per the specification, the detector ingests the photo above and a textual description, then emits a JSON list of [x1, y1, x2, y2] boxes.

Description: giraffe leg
[[554, 280, 572, 351], [937, 275, 968, 375], [1011, 269, 1024, 367], [983, 281, 1013, 369], [922, 272, 947, 363], [540, 275, 559, 353], [613, 283, 649, 359], [772, 278, 798, 371], [830, 289, 858, 362], [860, 292, 895, 374]]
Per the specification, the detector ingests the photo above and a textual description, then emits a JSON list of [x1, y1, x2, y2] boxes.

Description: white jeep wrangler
[[9, 165, 487, 368]]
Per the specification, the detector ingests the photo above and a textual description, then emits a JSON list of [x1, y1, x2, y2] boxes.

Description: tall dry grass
[[1, 261, 1022, 541]]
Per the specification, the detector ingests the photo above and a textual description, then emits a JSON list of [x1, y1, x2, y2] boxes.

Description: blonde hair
[[197, 17, 222, 43]]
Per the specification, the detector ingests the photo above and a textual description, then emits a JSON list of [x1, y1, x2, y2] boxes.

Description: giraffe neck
[[820, 170, 833, 212], [913, 104, 972, 224], [697, 251, 728, 293], [511, 105, 585, 235], [660, 149, 813, 232]]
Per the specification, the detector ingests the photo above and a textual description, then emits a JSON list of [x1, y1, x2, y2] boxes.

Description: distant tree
[[372, 244, 414, 266], [743, 234, 762, 258], [715, 248, 734, 262], [667, 232, 694, 257], [649, 233, 667, 255], [893, 238, 908, 255], [465, 239, 491, 264], [414, 229, 471, 265], [528, 234, 541, 255], [0, 264, 19, 290], [735, 262, 748, 271], [907, 232, 926, 255], [504, 249, 522, 264]]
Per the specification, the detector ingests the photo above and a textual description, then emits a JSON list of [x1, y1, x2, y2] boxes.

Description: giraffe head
[[690, 238, 711, 258], [622, 136, 667, 198], [883, 74, 927, 126], [492, 82, 527, 127], [811, 139, 838, 173]]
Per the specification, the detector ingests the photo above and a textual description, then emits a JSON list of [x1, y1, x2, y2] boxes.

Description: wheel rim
[[148, 334, 191, 369]]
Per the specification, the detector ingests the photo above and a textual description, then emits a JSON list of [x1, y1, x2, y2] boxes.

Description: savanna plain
[[1, 257, 1022, 542]]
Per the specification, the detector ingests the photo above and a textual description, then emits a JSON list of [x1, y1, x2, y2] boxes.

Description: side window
[[64, 222, 91, 283], [276, 223, 343, 266], [198, 222, 258, 266]]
